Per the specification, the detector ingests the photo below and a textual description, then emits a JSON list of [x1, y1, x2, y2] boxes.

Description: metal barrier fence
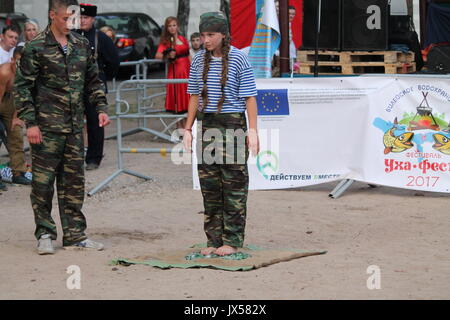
[[106, 59, 171, 140], [87, 78, 188, 196], [0, 58, 165, 158]]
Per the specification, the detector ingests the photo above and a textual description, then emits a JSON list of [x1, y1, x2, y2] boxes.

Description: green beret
[[199, 12, 229, 35]]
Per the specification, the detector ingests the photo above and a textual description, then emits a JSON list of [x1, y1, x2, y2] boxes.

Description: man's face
[[80, 15, 95, 31], [49, 6, 73, 35], [191, 37, 201, 50], [0, 30, 19, 51], [289, 8, 296, 23]]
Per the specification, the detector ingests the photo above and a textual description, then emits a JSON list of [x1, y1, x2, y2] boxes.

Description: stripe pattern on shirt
[[187, 46, 257, 113]]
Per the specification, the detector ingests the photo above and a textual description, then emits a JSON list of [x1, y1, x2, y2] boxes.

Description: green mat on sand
[[110, 244, 327, 271]]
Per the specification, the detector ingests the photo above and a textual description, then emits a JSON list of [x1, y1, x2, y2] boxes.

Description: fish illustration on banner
[[432, 133, 450, 155], [382, 118, 415, 154]]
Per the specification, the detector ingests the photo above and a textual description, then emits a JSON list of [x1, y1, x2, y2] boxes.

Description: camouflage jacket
[[14, 26, 108, 133]]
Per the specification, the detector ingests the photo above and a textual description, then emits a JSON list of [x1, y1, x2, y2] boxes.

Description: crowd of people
[[1, 0, 258, 257], [0, 4, 206, 185]]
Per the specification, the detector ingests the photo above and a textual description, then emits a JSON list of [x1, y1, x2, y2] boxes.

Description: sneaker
[[37, 234, 55, 255], [85, 163, 99, 171], [12, 173, 31, 185], [66, 238, 104, 251]]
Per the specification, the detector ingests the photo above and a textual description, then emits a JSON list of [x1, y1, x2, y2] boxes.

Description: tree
[[177, 0, 190, 37], [220, 0, 230, 24]]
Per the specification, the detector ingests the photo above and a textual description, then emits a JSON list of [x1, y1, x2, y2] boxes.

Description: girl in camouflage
[[183, 12, 259, 257]]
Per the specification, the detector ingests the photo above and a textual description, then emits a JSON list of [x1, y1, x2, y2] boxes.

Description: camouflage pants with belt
[[196, 112, 249, 249], [31, 131, 87, 245]]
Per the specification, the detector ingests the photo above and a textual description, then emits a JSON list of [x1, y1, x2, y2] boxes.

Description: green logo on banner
[[256, 150, 279, 179]]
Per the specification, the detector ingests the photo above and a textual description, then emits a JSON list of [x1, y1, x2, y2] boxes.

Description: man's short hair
[[50, 0, 79, 11], [13, 46, 24, 58], [2, 25, 21, 36], [288, 5, 296, 11], [190, 32, 200, 40]]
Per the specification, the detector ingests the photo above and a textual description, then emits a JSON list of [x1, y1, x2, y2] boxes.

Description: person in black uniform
[[77, 3, 119, 170]]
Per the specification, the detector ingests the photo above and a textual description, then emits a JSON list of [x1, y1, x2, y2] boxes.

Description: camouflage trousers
[[196, 112, 249, 248], [0, 92, 27, 174], [30, 131, 87, 245]]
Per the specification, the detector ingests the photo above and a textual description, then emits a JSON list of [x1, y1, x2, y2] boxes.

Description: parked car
[[0, 12, 28, 42], [95, 12, 162, 64]]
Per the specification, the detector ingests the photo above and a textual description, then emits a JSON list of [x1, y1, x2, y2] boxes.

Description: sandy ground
[[0, 79, 449, 300]]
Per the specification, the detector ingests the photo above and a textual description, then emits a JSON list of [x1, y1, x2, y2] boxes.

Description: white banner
[[189, 75, 450, 193]]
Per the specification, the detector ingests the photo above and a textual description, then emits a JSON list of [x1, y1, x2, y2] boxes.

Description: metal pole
[[116, 92, 124, 171], [279, 0, 290, 75], [314, 0, 322, 77], [135, 63, 143, 128], [419, 0, 427, 48], [329, 179, 354, 199]]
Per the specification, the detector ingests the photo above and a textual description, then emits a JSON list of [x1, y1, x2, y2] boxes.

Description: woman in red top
[[156, 17, 190, 118]]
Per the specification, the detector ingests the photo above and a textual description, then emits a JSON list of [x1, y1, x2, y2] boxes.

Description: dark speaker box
[[426, 45, 450, 74], [389, 15, 414, 35], [342, 0, 389, 51], [302, 0, 342, 50]]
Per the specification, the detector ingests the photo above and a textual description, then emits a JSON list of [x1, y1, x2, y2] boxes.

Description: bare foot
[[200, 247, 217, 255], [215, 245, 238, 256]]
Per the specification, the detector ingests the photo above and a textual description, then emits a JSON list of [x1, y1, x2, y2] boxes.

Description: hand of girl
[[247, 128, 259, 157], [183, 129, 193, 152]]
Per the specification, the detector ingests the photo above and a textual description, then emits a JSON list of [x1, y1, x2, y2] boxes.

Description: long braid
[[200, 50, 212, 111], [216, 36, 230, 113]]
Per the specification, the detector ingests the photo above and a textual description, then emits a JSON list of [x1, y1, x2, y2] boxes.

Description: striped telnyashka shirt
[[187, 46, 257, 113]]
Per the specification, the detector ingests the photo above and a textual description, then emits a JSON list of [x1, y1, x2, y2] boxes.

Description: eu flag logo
[[256, 89, 289, 116]]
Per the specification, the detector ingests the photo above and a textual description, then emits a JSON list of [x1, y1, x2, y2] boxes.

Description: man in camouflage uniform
[[14, 0, 111, 255]]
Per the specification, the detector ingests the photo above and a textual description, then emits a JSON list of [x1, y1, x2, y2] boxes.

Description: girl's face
[[167, 20, 178, 36], [24, 23, 38, 41], [200, 32, 224, 53]]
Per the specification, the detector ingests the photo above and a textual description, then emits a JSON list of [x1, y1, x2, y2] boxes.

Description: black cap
[[80, 3, 97, 17]]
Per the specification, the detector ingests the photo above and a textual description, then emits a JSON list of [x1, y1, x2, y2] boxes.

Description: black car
[[95, 12, 162, 63], [0, 12, 28, 42]]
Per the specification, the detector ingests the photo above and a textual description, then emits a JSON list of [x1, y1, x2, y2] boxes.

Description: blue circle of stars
[[261, 92, 280, 113]]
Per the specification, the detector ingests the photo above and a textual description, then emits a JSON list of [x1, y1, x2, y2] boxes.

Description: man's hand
[[27, 126, 42, 144], [12, 117, 24, 128], [98, 113, 111, 127]]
